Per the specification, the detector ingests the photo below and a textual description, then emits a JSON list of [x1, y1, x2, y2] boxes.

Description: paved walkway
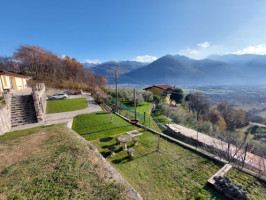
[[166, 124, 266, 172], [11, 93, 102, 131]]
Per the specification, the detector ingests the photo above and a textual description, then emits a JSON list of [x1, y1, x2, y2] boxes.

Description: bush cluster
[[91, 91, 104, 104], [157, 100, 219, 135], [109, 88, 154, 105], [214, 176, 248, 200]]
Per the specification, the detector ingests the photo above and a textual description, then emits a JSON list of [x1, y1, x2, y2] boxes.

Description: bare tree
[[187, 92, 209, 121]]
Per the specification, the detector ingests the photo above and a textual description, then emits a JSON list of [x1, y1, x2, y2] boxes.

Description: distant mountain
[[207, 54, 266, 64], [207, 54, 266, 83], [119, 55, 198, 85], [119, 54, 266, 86], [83, 60, 147, 82], [82, 62, 98, 69]]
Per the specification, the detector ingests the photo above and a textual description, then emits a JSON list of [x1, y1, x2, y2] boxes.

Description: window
[[3, 76, 7, 87]]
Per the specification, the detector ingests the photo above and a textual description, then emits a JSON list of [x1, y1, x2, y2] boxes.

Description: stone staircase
[[11, 95, 37, 127]]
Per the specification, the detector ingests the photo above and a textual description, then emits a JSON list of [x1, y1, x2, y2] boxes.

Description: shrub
[[158, 100, 168, 109], [198, 121, 213, 135], [185, 115, 197, 128], [92, 92, 103, 104], [161, 105, 171, 116], [154, 95, 161, 101], [142, 91, 154, 102], [169, 110, 187, 124], [214, 176, 248, 200]]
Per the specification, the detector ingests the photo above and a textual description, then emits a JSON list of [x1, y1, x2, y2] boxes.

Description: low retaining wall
[[166, 124, 266, 175], [66, 120, 143, 200], [0, 92, 11, 135], [32, 83, 46, 122]]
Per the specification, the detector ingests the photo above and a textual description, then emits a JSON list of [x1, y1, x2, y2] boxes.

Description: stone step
[[11, 108, 35, 111], [11, 116, 37, 120], [10, 94, 37, 127]]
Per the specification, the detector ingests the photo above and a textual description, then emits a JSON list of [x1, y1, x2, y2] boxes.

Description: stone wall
[[32, 83, 46, 122], [0, 92, 11, 135]]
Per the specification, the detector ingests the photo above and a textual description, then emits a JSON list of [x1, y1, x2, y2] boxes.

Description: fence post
[[144, 112, 146, 129], [149, 114, 151, 128]]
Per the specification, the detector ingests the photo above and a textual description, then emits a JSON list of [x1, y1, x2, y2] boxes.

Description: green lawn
[[118, 98, 153, 114], [72, 111, 135, 141], [117, 98, 162, 131], [73, 111, 227, 199], [0, 124, 128, 199], [92, 132, 226, 200], [46, 98, 88, 114]]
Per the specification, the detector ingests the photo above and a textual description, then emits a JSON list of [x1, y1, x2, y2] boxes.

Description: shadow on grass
[[100, 137, 113, 142], [112, 156, 133, 164], [101, 151, 111, 157], [100, 146, 124, 158], [96, 112, 109, 115], [202, 183, 226, 200], [112, 151, 156, 164]]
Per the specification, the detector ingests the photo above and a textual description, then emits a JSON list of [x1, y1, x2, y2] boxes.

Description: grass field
[[73, 111, 228, 199], [72, 111, 135, 141], [118, 98, 153, 113], [46, 98, 88, 114], [0, 124, 128, 199]]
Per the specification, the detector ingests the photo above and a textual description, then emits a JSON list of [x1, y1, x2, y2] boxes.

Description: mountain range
[[83, 61, 146, 82], [83, 54, 266, 86]]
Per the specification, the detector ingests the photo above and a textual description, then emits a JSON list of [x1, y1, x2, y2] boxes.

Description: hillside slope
[[120, 54, 266, 85]]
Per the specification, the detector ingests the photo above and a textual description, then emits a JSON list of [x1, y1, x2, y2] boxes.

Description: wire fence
[[104, 97, 164, 132]]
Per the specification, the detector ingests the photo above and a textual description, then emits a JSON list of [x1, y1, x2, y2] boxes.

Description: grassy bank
[[46, 98, 88, 114], [0, 124, 129, 199], [73, 111, 228, 199]]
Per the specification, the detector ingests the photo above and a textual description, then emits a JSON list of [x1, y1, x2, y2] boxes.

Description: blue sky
[[1, 0, 266, 63]]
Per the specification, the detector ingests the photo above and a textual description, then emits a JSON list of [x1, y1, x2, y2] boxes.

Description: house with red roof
[[143, 84, 175, 103]]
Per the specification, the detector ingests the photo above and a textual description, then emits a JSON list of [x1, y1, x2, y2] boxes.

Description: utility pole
[[115, 70, 118, 111], [134, 88, 137, 121], [149, 114, 151, 128]]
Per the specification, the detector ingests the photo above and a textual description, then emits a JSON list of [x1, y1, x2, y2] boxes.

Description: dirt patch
[[0, 132, 49, 172]]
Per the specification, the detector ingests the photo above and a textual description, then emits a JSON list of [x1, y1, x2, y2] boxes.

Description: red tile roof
[[144, 84, 175, 90], [0, 70, 30, 79], [154, 84, 175, 90]]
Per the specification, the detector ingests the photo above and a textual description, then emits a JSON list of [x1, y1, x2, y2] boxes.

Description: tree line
[[109, 88, 154, 105], [0, 45, 106, 91]]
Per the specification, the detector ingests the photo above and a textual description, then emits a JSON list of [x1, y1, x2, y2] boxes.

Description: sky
[[1, 0, 266, 63]]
